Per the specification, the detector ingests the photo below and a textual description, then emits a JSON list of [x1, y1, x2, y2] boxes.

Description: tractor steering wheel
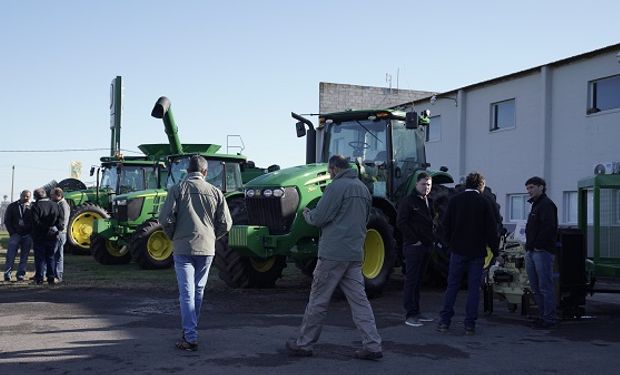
[[348, 141, 370, 151]]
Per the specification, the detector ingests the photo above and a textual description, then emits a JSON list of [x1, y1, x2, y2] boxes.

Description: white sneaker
[[405, 317, 423, 327]]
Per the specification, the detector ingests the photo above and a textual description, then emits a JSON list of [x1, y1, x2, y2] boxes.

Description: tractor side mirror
[[89, 166, 96, 176], [405, 111, 419, 129], [295, 122, 306, 137]]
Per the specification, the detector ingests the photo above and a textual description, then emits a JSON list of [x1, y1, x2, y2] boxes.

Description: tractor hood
[[245, 163, 329, 187]]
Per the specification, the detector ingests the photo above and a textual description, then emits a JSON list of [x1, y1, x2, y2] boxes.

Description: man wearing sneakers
[[397, 172, 435, 327]]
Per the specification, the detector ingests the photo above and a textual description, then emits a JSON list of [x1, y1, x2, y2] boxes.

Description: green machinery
[[91, 96, 268, 268], [64, 76, 169, 254], [217, 108, 453, 294], [578, 173, 620, 277]]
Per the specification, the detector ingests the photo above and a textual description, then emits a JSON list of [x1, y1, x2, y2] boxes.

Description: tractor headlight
[[116, 199, 127, 206], [246, 189, 255, 198], [263, 189, 273, 198], [272, 188, 284, 198]]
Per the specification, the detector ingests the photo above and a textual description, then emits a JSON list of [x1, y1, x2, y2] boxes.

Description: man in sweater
[[286, 154, 382, 361], [3, 190, 32, 282], [30, 188, 64, 285], [50, 187, 70, 282], [159, 155, 232, 351], [397, 172, 435, 327], [524, 176, 558, 329], [437, 172, 499, 335]]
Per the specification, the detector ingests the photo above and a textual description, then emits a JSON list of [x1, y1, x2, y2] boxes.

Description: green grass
[[0, 231, 8, 249]]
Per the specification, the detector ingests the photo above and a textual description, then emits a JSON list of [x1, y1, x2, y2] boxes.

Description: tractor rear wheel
[[130, 220, 173, 269], [215, 198, 287, 288], [67, 203, 110, 255], [362, 208, 396, 296], [91, 234, 131, 265]]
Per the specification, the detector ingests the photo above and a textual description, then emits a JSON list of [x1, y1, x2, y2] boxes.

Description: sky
[[1, 0, 619, 201]]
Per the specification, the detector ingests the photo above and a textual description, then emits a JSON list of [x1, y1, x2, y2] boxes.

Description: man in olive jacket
[[286, 154, 383, 361], [159, 155, 232, 351]]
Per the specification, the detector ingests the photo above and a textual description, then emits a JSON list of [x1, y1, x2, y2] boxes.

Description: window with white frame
[[426, 115, 441, 142], [491, 99, 515, 131], [507, 193, 530, 222], [563, 191, 578, 224], [587, 74, 620, 114]]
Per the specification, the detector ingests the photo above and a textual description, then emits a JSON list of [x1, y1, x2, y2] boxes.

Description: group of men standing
[[148, 153, 560, 359], [3, 187, 70, 285]]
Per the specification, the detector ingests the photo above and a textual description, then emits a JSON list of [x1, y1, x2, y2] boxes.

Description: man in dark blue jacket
[[397, 172, 435, 327], [524, 176, 558, 329], [30, 188, 64, 285], [437, 172, 499, 335], [3, 190, 32, 282]]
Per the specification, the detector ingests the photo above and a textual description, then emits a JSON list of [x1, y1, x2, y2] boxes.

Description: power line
[[0, 148, 142, 154]]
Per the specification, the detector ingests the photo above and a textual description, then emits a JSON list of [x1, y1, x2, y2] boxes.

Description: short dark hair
[[465, 172, 485, 190], [525, 176, 546, 193], [33, 188, 47, 200], [417, 172, 432, 182], [51, 187, 64, 198], [188, 155, 208, 173], [328, 154, 350, 170]]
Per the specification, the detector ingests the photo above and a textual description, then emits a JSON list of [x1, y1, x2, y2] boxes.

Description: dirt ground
[[2, 261, 620, 375]]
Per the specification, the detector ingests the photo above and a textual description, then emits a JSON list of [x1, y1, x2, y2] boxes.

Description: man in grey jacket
[[286, 154, 383, 360], [159, 155, 232, 351]]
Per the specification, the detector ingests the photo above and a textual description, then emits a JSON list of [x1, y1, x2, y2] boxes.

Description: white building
[[410, 43, 620, 227]]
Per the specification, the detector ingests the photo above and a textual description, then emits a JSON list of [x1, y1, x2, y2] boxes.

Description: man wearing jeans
[[524, 176, 558, 329], [437, 172, 499, 335], [50, 187, 70, 282], [159, 155, 232, 351], [3, 190, 32, 282], [286, 155, 382, 361], [397, 172, 435, 327]]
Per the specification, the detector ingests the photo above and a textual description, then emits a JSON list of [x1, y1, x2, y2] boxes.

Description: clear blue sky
[[2, 0, 619, 200]]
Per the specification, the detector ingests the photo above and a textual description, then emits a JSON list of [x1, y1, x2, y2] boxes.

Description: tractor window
[[167, 156, 242, 192], [100, 167, 118, 191], [392, 119, 427, 197], [119, 167, 147, 194], [324, 119, 388, 164]]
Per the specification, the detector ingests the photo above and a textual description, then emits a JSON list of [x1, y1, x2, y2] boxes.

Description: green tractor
[[63, 76, 170, 255], [218, 108, 454, 294], [91, 96, 272, 269]]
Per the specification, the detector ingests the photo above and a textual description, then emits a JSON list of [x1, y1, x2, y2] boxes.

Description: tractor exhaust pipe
[[151, 96, 184, 155], [291, 112, 316, 164]]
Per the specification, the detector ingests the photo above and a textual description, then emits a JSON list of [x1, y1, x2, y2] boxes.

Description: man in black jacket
[[397, 172, 435, 327], [3, 190, 32, 282], [437, 172, 499, 335], [524, 176, 558, 328], [30, 188, 64, 285]]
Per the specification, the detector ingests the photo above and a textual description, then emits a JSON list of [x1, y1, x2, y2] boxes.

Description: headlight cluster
[[245, 188, 285, 198]]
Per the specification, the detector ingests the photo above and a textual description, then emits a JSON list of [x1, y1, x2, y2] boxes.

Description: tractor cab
[[166, 154, 244, 193]]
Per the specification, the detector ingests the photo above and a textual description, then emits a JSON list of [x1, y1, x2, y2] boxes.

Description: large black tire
[[67, 203, 110, 255], [214, 198, 287, 288], [91, 234, 131, 265], [362, 208, 397, 296], [130, 220, 173, 269]]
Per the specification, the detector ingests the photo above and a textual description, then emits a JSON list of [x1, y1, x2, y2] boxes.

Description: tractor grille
[[246, 187, 299, 235]]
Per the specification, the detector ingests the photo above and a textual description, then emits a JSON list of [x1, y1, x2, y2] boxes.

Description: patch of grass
[[0, 231, 8, 249]]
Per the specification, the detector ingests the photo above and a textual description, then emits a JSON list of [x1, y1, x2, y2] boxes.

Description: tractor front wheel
[[91, 234, 131, 265], [362, 208, 396, 296], [67, 203, 110, 255], [130, 220, 173, 269]]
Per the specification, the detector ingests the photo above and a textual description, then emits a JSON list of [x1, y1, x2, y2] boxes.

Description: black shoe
[[464, 326, 476, 336], [533, 320, 558, 329], [286, 339, 313, 357], [175, 337, 198, 352], [354, 349, 383, 361], [31, 280, 43, 285], [16, 276, 25, 282], [48, 278, 56, 285], [4, 274, 11, 282], [436, 323, 449, 333]]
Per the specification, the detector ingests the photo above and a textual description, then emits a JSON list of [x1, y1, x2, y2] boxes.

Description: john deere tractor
[[218, 108, 454, 294], [92, 97, 271, 269]]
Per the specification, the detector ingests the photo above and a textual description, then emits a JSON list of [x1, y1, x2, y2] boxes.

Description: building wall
[[319, 82, 433, 113]]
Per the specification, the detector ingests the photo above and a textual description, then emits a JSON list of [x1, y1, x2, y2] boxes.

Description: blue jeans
[[53, 233, 67, 280], [174, 254, 214, 344], [525, 250, 556, 323], [33, 238, 57, 282], [439, 253, 484, 329], [403, 244, 431, 318], [4, 233, 32, 279]]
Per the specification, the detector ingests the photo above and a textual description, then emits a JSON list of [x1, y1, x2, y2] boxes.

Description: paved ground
[[1, 274, 620, 375]]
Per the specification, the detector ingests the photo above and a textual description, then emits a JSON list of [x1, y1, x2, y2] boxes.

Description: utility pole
[[11, 165, 15, 201]]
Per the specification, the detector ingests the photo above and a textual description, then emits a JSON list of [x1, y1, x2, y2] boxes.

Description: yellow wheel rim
[[363, 229, 385, 279], [250, 257, 276, 273], [484, 247, 494, 269], [70, 211, 104, 249], [147, 230, 173, 261], [105, 240, 128, 258]]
